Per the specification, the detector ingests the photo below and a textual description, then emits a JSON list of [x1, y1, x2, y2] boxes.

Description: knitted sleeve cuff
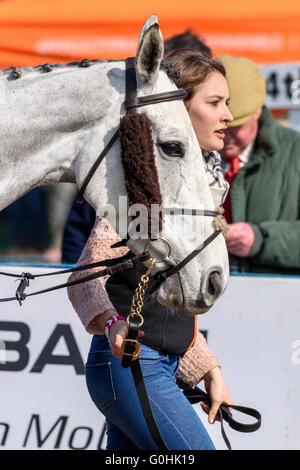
[[177, 330, 220, 388], [248, 224, 264, 257]]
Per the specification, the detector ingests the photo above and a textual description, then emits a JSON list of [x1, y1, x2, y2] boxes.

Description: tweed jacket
[[230, 106, 300, 274]]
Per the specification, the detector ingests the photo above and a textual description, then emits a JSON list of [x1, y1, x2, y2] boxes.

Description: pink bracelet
[[105, 315, 126, 339]]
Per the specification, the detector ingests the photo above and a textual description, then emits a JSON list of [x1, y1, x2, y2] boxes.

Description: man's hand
[[225, 222, 255, 257]]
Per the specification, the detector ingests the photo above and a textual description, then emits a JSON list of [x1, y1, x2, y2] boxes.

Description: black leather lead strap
[[177, 378, 261, 450], [0, 252, 150, 304], [0, 252, 135, 279], [130, 359, 169, 450], [121, 314, 169, 450], [125, 352, 261, 451], [121, 314, 141, 369]]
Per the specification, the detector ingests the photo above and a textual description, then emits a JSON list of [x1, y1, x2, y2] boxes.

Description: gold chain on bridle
[[127, 257, 156, 327], [120, 258, 157, 357]]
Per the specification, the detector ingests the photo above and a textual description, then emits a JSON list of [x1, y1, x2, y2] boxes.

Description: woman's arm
[[67, 217, 142, 360], [67, 217, 129, 334], [177, 329, 220, 387], [178, 330, 233, 424]]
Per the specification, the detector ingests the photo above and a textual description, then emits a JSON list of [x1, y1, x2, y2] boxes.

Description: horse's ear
[[136, 15, 164, 85]]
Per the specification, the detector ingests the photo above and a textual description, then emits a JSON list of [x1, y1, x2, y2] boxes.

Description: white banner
[[259, 63, 300, 109], [0, 265, 299, 450]]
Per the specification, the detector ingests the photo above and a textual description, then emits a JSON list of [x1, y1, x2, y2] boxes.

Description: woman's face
[[185, 72, 233, 152]]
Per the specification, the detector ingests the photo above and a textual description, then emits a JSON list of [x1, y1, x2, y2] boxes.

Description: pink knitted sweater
[[67, 217, 219, 387]]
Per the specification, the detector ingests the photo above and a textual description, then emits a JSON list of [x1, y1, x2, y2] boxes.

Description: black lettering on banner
[[199, 329, 208, 340], [30, 324, 85, 374], [0, 321, 30, 372], [68, 426, 93, 450], [23, 414, 68, 448], [266, 72, 279, 100], [97, 422, 106, 450], [292, 81, 300, 106], [0, 423, 9, 446], [284, 74, 293, 99]]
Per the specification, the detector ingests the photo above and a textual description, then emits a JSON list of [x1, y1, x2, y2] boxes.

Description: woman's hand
[[89, 308, 144, 361], [201, 366, 233, 424], [109, 320, 144, 361]]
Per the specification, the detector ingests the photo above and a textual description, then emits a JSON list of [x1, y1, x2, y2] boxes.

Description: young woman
[[68, 51, 233, 450]]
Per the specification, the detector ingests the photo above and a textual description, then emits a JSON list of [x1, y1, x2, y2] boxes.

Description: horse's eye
[[160, 142, 184, 158]]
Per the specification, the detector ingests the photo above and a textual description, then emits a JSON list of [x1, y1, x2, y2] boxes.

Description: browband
[[125, 89, 186, 110]]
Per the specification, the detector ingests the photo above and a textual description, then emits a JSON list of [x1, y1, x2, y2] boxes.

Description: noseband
[[77, 57, 225, 282]]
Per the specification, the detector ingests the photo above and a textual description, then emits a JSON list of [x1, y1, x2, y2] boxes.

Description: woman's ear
[[136, 15, 164, 86]]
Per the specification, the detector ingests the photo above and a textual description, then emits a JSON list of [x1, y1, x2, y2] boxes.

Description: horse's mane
[[0, 58, 179, 81], [0, 58, 112, 79]]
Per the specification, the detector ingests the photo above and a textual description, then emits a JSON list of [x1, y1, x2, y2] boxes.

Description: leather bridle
[[0, 56, 224, 303], [77, 56, 224, 285], [76, 57, 187, 203]]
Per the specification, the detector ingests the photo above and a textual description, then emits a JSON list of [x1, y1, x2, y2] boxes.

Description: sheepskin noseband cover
[[119, 114, 162, 235]]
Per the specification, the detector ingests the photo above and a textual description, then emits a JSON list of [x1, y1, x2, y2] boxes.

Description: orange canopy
[[0, 0, 300, 68]]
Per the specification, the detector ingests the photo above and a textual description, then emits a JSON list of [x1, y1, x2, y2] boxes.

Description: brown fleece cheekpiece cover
[[119, 114, 163, 234]]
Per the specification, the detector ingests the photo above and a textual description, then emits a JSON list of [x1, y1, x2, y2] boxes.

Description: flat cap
[[218, 55, 266, 127]]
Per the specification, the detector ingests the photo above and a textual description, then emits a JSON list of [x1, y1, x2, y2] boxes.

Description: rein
[[177, 378, 262, 451], [0, 252, 150, 305]]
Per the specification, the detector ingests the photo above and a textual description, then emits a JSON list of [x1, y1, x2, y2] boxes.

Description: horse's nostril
[[209, 271, 222, 298], [208, 276, 216, 297], [202, 270, 223, 306]]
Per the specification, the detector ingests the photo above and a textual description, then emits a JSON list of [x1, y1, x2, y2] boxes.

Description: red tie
[[223, 156, 240, 223]]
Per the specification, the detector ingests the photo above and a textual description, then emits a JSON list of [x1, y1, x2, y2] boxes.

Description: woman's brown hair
[[166, 49, 226, 101]]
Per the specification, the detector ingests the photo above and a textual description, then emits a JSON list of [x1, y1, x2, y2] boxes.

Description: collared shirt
[[220, 143, 254, 273], [221, 142, 254, 172]]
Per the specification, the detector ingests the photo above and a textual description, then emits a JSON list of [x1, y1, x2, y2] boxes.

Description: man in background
[[219, 55, 300, 274]]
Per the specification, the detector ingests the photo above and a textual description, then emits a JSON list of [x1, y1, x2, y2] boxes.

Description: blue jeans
[[85, 335, 215, 450]]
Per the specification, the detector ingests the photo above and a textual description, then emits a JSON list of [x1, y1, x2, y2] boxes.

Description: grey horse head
[[0, 15, 229, 315]]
